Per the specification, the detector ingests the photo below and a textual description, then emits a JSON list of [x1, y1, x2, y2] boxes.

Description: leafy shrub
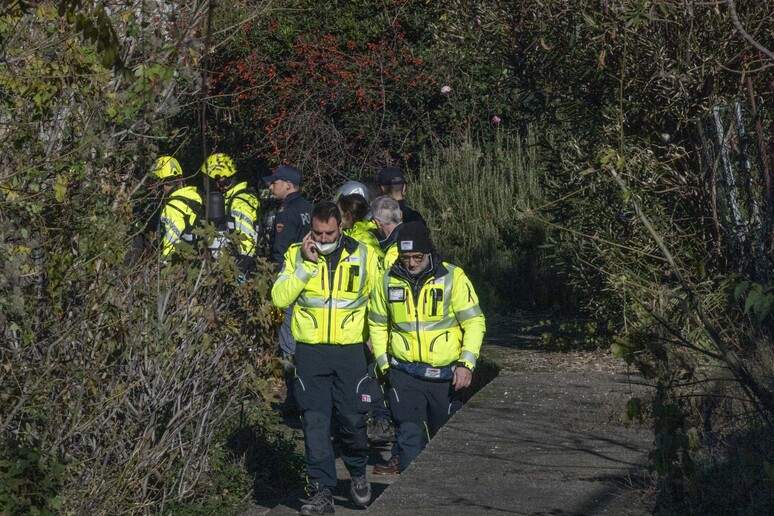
[[0, 3, 282, 513]]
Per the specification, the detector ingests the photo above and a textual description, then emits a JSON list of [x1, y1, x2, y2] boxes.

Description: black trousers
[[294, 343, 371, 488], [388, 367, 464, 471]]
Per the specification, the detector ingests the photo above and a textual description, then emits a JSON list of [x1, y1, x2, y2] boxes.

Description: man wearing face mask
[[271, 201, 381, 515], [368, 221, 486, 475]]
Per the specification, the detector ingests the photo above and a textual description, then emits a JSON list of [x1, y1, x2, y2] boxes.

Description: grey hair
[[371, 195, 402, 225]]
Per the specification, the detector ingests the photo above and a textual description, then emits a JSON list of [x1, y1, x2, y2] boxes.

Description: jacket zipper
[[415, 289, 425, 363], [300, 308, 318, 328], [395, 332, 410, 351], [429, 331, 448, 352], [327, 258, 334, 343], [340, 312, 354, 328]]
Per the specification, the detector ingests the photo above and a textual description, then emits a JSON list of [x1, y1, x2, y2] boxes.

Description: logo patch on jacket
[[425, 368, 441, 379], [276, 223, 284, 233], [388, 287, 405, 302], [361, 394, 371, 403]]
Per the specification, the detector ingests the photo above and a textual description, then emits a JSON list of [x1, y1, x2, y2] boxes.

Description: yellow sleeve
[[270, 244, 318, 308], [451, 267, 486, 370], [368, 272, 390, 371]]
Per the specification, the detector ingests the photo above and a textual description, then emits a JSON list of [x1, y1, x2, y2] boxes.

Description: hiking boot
[[350, 474, 371, 506], [300, 484, 334, 515], [372, 455, 400, 475], [367, 418, 394, 444]]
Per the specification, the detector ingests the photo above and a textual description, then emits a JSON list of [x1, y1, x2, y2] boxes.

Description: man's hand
[[452, 366, 472, 391], [301, 231, 319, 262]]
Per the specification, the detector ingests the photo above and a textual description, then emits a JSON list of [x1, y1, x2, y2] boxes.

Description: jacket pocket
[[429, 331, 449, 352], [298, 307, 318, 328]]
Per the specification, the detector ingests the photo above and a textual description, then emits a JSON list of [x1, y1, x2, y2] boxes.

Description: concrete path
[[249, 314, 655, 515], [367, 368, 653, 515]]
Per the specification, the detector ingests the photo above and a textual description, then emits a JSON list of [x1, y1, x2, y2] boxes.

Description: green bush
[[411, 131, 563, 311]]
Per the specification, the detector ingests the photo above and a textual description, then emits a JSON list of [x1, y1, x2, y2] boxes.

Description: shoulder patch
[[276, 223, 285, 234]]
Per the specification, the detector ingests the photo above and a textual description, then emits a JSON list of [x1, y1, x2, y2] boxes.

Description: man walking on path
[[369, 221, 485, 474], [271, 202, 381, 515], [264, 164, 312, 415]]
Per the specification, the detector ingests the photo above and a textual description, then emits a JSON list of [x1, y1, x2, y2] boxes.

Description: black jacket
[[271, 191, 312, 266], [398, 199, 426, 226]]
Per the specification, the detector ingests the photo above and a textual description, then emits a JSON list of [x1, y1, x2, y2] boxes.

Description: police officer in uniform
[[264, 164, 312, 415], [369, 221, 485, 474], [271, 202, 381, 515]]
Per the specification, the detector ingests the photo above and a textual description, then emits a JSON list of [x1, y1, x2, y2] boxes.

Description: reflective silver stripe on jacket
[[392, 318, 458, 334], [232, 209, 258, 238], [375, 353, 389, 369], [161, 216, 182, 244], [456, 305, 483, 322], [297, 295, 369, 310], [369, 311, 389, 324], [460, 350, 477, 367]]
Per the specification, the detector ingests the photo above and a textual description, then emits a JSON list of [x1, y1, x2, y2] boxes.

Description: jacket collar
[[224, 181, 249, 200], [378, 221, 403, 250], [282, 190, 303, 208]]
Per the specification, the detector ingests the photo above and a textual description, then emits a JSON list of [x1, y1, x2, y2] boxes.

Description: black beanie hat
[[398, 221, 433, 254]]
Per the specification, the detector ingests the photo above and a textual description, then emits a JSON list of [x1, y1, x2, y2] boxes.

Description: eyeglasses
[[400, 253, 425, 265]]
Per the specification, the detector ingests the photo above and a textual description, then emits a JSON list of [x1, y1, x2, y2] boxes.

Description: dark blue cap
[[263, 164, 302, 186], [376, 167, 406, 186]]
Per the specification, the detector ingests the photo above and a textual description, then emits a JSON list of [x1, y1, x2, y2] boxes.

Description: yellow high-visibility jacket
[[382, 242, 398, 270], [225, 181, 260, 258], [346, 220, 383, 259], [159, 185, 203, 257], [369, 258, 485, 371], [271, 235, 381, 345]]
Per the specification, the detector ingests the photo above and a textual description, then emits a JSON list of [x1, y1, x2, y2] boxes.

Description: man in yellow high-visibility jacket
[[200, 153, 260, 279], [370, 195, 403, 270], [368, 221, 486, 474], [149, 156, 203, 262], [271, 201, 381, 515]]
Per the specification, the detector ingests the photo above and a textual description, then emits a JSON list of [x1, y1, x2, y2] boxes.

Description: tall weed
[[411, 131, 562, 311]]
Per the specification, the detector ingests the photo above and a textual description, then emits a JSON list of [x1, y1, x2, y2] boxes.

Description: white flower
[[440, 85, 452, 94]]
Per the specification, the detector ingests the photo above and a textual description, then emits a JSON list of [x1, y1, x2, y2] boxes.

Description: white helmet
[[333, 180, 370, 204]]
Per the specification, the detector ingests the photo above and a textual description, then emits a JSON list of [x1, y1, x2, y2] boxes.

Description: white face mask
[[314, 238, 340, 256]]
